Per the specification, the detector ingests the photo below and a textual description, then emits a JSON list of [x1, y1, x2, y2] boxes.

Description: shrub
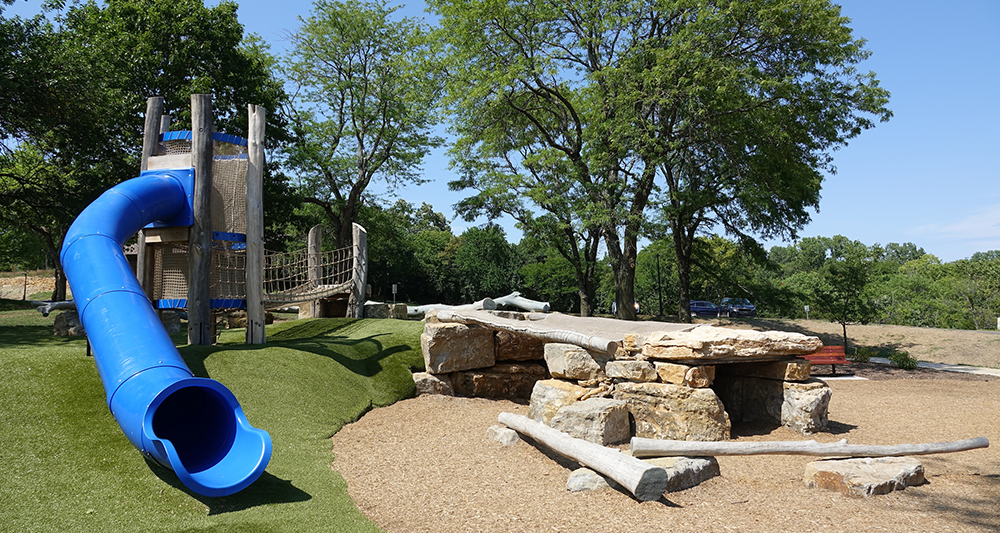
[[889, 350, 918, 370], [849, 346, 874, 363]]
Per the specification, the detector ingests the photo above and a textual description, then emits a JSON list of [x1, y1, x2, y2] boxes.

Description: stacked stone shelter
[[415, 310, 832, 444]]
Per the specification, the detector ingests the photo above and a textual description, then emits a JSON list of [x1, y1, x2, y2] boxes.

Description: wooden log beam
[[493, 291, 550, 312], [499, 412, 667, 501], [631, 437, 990, 458], [407, 298, 497, 316]]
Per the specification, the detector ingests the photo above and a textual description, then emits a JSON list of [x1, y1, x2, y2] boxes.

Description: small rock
[[566, 468, 610, 493], [487, 425, 520, 446], [544, 343, 605, 380], [413, 372, 454, 396], [804, 457, 926, 497], [642, 456, 721, 492]]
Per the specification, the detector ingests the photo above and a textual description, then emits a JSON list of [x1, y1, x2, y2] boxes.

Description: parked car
[[689, 300, 722, 317], [721, 297, 757, 317]]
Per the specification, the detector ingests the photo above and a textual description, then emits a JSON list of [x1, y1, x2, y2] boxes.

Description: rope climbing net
[[261, 245, 354, 305]]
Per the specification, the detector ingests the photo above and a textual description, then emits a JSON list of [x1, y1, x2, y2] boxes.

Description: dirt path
[[333, 373, 999, 533], [332, 318, 1000, 532]]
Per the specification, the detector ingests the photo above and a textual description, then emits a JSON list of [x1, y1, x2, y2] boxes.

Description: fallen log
[[407, 298, 497, 317], [33, 300, 76, 317], [493, 291, 550, 313], [631, 437, 990, 458], [499, 412, 667, 501]]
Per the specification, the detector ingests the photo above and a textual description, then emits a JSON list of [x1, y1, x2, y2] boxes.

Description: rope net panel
[[262, 245, 354, 304], [211, 157, 248, 235]]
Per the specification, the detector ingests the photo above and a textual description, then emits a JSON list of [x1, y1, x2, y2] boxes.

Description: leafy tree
[[811, 237, 878, 349], [517, 236, 582, 313], [432, 0, 890, 322], [283, 0, 443, 248], [453, 225, 520, 302], [0, 0, 289, 299]]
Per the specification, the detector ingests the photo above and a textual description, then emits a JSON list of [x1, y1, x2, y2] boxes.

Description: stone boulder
[[450, 363, 547, 400], [53, 310, 85, 336], [613, 382, 730, 441], [654, 362, 715, 388], [642, 456, 721, 492], [544, 343, 609, 381], [495, 330, 545, 362], [390, 303, 408, 320], [566, 468, 611, 493], [804, 457, 926, 497], [412, 372, 454, 396], [421, 322, 495, 374], [549, 397, 630, 445], [487, 425, 520, 446], [528, 379, 588, 424], [643, 326, 823, 361], [364, 302, 390, 319], [606, 360, 658, 382]]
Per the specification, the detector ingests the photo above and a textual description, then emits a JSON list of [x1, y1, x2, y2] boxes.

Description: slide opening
[[152, 386, 236, 474]]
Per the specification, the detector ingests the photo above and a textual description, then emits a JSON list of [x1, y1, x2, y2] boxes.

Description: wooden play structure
[[134, 96, 367, 345]]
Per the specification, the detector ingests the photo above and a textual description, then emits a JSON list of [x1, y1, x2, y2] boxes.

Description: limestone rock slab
[[782, 379, 831, 434], [804, 457, 926, 497], [654, 362, 715, 388], [364, 302, 390, 319], [613, 382, 730, 441], [544, 343, 607, 380], [644, 325, 822, 360], [528, 379, 588, 424], [450, 363, 547, 399], [549, 398, 630, 445], [642, 456, 721, 492], [606, 360, 658, 382], [421, 322, 495, 374], [495, 330, 545, 362]]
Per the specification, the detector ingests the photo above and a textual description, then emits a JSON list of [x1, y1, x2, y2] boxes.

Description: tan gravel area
[[0, 275, 54, 300], [332, 321, 1000, 532]]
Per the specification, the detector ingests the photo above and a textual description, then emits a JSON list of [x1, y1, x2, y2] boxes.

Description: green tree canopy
[[0, 0, 289, 299], [282, 0, 443, 248], [433, 0, 890, 322]]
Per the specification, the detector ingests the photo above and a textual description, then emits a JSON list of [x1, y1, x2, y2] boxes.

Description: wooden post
[[306, 224, 323, 318], [347, 223, 368, 318], [245, 104, 266, 344], [140, 97, 163, 172], [136, 97, 164, 295], [498, 412, 668, 501], [188, 94, 214, 345]]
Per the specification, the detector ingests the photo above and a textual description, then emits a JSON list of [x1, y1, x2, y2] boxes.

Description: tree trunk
[[605, 231, 637, 320], [841, 322, 849, 353], [673, 224, 694, 323], [53, 263, 67, 302]]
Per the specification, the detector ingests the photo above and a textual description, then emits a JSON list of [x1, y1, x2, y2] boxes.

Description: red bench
[[800, 345, 850, 374]]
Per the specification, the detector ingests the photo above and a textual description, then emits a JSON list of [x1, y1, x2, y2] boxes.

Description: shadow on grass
[[0, 325, 86, 347], [178, 319, 416, 380], [146, 459, 311, 515]]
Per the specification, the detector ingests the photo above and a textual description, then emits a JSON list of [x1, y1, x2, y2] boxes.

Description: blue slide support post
[[60, 170, 271, 497]]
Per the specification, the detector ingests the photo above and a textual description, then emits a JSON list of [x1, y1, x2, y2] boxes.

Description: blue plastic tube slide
[[60, 170, 271, 497]]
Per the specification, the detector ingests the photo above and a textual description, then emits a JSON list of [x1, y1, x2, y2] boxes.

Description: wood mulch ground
[[332, 337, 999, 532]]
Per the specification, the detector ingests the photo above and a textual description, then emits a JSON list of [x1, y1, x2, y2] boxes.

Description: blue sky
[[7, 0, 999, 262]]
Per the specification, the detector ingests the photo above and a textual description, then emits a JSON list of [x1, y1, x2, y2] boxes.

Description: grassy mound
[[0, 310, 425, 532]]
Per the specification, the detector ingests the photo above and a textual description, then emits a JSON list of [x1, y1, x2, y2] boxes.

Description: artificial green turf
[[0, 304, 425, 532]]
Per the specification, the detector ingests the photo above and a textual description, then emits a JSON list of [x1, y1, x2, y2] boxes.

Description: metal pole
[[656, 253, 663, 317]]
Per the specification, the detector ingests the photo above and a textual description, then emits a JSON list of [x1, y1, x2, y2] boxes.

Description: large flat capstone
[[804, 457, 926, 497]]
